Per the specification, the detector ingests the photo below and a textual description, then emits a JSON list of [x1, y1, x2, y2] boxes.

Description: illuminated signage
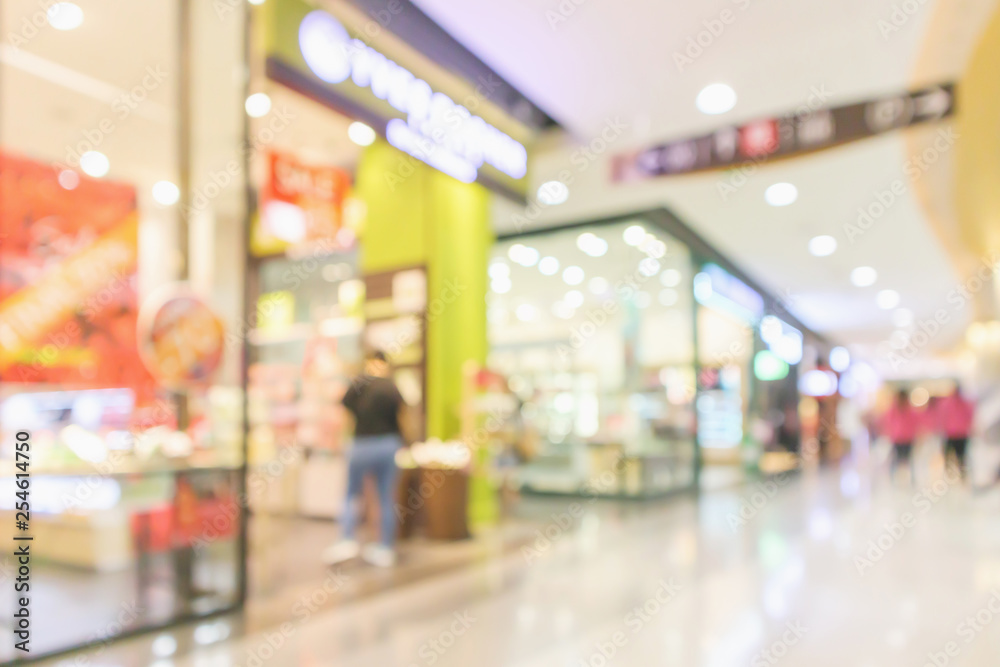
[[693, 264, 764, 323], [613, 83, 955, 182], [759, 315, 803, 365], [298, 10, 527, 183]]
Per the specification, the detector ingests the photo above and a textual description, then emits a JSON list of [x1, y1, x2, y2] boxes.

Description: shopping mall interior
[[2, 0, 1000, 664]]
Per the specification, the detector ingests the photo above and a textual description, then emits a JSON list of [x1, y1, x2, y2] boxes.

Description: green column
[[355, 140, 492, 441]]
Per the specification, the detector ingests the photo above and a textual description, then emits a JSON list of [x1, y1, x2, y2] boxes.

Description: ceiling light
[[829, 347, 850, 373], [245, 93, 272, 118], [696, 83, 737, 115], [491, 277, 512, 294], [347, 121, 376, 146], [564, 290, 584, 309], [623, 224, 646, 246], [248, 0, 267, 4], [892, 308, 914, 328], [47, 3, 84, 30], [562, 266, 584, 285], [660, 269, 681, 287], [537, 181, 569, 206], [808, 235, 837, 257], [876, 289, 900, 310], [850, 266, 878, 287], [508, 244, 540, 267], [152, 181, 180, 206], [765, 182, 798, 207], [638, 258, 661, 277], [58, 169, 80, 190], [588, 277, 609, 295], [642, 237, 667, 258], [576, 232, 608, 257], [538, 256, 560, 275], [488, 262, 510, 279], [79, 151, 109, 177]]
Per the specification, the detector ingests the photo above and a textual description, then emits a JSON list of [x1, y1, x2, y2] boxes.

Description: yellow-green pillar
[[354, 140, 492, 441]]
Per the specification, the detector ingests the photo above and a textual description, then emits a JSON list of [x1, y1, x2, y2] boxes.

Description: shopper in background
[[323, 350, 409, 568], [881, 389, 918, 485], [937, 385, 975, 480]]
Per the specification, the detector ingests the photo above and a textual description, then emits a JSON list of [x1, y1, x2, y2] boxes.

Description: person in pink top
[[937, 386, 975, 479], [881, 389, 918, 485]]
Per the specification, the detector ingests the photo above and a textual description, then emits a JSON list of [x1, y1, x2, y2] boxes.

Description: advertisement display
[[0, 152, 153, 396], [137, 286, 226, 388]]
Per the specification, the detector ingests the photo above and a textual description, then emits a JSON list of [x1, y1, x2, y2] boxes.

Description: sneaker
[[361, 543, 396, 568], [322, 539, 359, 565]]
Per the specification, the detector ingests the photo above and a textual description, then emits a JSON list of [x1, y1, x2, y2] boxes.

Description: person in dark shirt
[[323, 350, 409, 567]]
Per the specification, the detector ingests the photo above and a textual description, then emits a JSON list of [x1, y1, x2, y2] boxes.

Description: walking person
[[937, 385, 974, 480], [881, 389, 918, 486], [323, 350, 410, 567]]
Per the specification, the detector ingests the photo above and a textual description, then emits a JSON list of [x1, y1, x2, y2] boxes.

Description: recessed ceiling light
[[638, 258, 661, 277], [588, 277, 609, 295], [562, 266, 584, 285], [538, 256, 560, 275], [564, 290, 584, 309], [660, 269, 682, 287], [490, 277, 512, 294], [623, 224, 646, 246], [696, 83, 737, 115], [79, 151, 109, 177], [876, 289, 900, 310], [488, 262, 509, 279], [347, 121, 376, 146], [850, 266, 878, 287], [248, 0, 267, 5], [508, 244, 539, 267], [537, 181, 569, 206], [829, 347, 850, 372], [808, 235, 837, 257], [47, 3, 84, 30], [245, 93, 272, 118], [576, 232, 608, 257], [152, 181, 180, 205], [765, 182, 798, 207], [58, 169, 80, 190]]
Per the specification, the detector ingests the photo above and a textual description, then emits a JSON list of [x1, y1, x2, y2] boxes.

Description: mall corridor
[[67, 452, 1000, 667]]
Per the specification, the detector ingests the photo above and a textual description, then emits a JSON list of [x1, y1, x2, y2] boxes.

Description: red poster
[[0, 152, 153, 396], [255, 151, 351, 253]]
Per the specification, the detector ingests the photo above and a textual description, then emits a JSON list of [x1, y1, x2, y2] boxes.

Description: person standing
[[323, 350, 409, 567], [937, 385, 974, 480], [881, 389, 918, 485]]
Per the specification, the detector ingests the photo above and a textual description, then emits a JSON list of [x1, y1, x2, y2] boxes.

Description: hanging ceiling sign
[[612, 83, 955, 183]]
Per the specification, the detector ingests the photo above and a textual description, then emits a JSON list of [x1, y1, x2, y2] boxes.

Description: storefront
[[488, 209, 813, 497], [0, 0, 249, 660]]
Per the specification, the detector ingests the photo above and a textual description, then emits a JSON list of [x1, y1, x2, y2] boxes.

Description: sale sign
[[252, 151, 351, 255], [0, 152, 153, 393], [137, 285, 225, 388]]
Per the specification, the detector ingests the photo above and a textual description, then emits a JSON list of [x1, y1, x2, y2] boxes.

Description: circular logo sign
[[299, 10, 352, 84], [137, 285, 225, 388]]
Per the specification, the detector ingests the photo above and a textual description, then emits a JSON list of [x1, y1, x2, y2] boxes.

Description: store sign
[[759, 315, 803, 365], [260, 151, 352, 249], [297, 10, 527, 183], [693, 264, 764, 323], [137, 286, 225, 389], [612, 83, 955, 182]]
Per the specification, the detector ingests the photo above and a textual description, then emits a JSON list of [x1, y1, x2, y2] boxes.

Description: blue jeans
[[341, 434, 402, 547]]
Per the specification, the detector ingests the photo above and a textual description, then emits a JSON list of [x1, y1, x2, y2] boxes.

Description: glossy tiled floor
[[46, 442, 1000, 666]]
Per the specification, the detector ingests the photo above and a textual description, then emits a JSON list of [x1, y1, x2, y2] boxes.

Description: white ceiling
[[419, 0, 999, 367]]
